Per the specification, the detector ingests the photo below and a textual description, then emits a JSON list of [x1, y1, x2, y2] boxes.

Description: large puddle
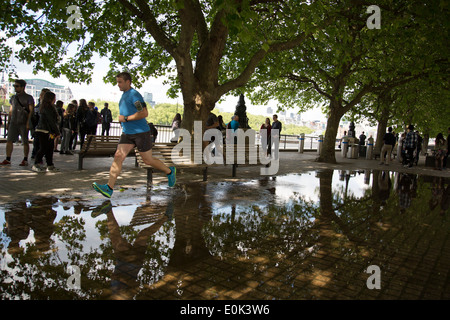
[[0, 169, 449, 299]]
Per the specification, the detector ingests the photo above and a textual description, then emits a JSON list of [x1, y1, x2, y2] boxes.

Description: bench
[[425, 155, 436, 167], [78, 135, 136, 170], [222, 143, 263, 177], [135, 142, 207, 189], [135, 142, 264, 187], [373, 148, 397, 160]]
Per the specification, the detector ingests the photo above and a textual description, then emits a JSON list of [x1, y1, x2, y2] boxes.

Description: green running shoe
[[91, 200, 113, 218], [167, 166, 176, 187], [92, 182, 113, 198]]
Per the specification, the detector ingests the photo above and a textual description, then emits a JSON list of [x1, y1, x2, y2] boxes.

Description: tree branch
[[284, 73, 333, 100], [216, 13, 334, 98], [191, 0, 209, 45], [118, 0, 177, 57], [215, 33, 309, 98]]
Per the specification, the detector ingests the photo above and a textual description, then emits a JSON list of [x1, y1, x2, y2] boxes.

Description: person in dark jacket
[[379, 127, 396, 165], [444, 127, 450, 169], [76, 99, 90, 149], [101, 102, 113, 137], [53, 100, 64, 152], [32, 91, 61, 172], [60, 103, 77, 155]]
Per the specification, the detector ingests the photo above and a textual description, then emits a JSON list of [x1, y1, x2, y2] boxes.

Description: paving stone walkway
[[0, 142, 449, 300]]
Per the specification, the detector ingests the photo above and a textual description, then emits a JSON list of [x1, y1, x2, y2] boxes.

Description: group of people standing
[[380, 124, 449, 170], [0, 79, 113, 172], [198, 112, 282, 156]]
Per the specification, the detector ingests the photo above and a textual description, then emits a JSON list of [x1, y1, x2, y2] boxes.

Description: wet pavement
[[1, 166, 449, 300]]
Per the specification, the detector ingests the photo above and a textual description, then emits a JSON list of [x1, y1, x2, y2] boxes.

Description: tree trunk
[[422, 133, 429, 155], [181, 92, 216, 134], [168, 184, 212, 269], [317, 102, 342, 164], [374, 91, 393, 154], [374, 106, 389, 155]]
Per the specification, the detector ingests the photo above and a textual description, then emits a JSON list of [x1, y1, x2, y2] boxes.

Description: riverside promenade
[[0, 142, 449, 301], [0, 143, 448, 201]]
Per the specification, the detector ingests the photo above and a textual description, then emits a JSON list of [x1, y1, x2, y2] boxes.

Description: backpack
[[31, 111, 39, 128], [417, 134, 423, 150], [148, 122, 158, 140], [102, 108, 112, 123], [84, 109, 97, 127], [13, 95, 30, 124]]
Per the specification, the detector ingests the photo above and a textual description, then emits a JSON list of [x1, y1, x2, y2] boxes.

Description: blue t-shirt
[[119, 88, 149, 134], [230, 120, 239, 132]]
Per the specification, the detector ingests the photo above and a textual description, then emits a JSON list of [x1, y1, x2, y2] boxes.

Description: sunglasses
[[13, 84, 23, 88]]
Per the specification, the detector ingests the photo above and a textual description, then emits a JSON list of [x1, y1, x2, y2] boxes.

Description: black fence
[[0, 113, 341, 151]]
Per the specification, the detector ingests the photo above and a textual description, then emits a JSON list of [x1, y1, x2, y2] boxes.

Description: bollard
[[317, 135, 323, 155], [351, 144, 358, 158], [347, 137, 357, 159], [298, 133, 305, 153], [341, 137, 349, 158], [397, 138, 403, 163], [364, 170, 370, 185], [366, 137, 374, 160]]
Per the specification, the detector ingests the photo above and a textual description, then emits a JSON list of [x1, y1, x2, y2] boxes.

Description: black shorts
[[119, 131, 153, 152]]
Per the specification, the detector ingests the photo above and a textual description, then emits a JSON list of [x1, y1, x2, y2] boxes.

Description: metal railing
[[1, 114, 341, 150]]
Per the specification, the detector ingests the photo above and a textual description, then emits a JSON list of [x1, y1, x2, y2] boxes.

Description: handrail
[[6, 114, 422, 151]]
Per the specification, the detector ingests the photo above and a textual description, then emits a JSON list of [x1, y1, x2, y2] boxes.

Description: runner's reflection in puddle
[[91, 200, 174, 299]]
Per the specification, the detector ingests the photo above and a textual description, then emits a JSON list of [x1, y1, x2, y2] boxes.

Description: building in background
[[0, 86, 7, 101], [143, 92, 156, 107], [1, 78, 73, 103]]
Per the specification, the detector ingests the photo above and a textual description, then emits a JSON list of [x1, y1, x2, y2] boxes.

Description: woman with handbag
[[32, 91, 61, 172]]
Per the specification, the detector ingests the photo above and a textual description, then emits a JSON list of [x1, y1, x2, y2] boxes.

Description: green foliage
[[90, 100, 182, 125], [82, 97, 314, 134], [90, 98, 314, 134], [1, 0, 447, 138], [147, 103, 183, 125], [0, 97, 11, 108]]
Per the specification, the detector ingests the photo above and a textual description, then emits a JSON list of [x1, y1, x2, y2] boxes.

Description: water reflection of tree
[[201, 170, 450, 299], [168, 184, 212, 268], [0, 197, 82, 299], [0, 197, 176, 299], [203, 200, 320, 261], [93, 201, 174, 299], [1, 172, 448, 300]]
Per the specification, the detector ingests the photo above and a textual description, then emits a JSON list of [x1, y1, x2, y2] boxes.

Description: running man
[[92, 72, 176, 198]]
